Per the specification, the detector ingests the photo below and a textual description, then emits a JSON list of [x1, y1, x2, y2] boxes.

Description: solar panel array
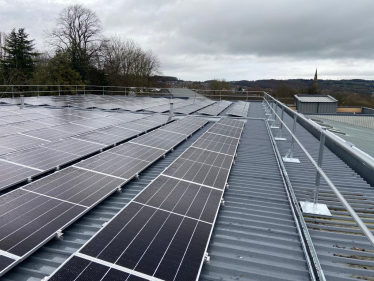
[[0, 116, 207, 277], [174, 100, 215, 115], [198, 100, 232, 116], [47, 117, 244, 281], [1, 95, 172, 112], [0, 106, 169, 191], [226, 101, 250, 117]]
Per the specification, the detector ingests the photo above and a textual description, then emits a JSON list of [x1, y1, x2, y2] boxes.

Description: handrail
[[263, 92, 374, 248]]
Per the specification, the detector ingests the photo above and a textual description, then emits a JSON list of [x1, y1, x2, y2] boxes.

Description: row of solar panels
[[226, 101, 250, 117], [0, 116, 208, 277], [47, 118, 245, 281], [0, 95, 221, 115], [0, 106, 171, 191], [198, 100, 233, 116]]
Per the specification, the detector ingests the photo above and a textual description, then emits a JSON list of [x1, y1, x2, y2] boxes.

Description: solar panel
[[23, 167, 124, 207], [192, 132, 240, 156], [108, 143, 166, 162], [49, 256, 150, 281], [21, 127, 77, 142], [1, 146, 78, 171], [198, 100, 232, 116], [129, 130, 187, 151], [44, 138, 104, 157], [0, 160, 41, 191], [74, 130, 139, 146], [0, 189, 86, 256], [174, 101, 215, 115], [0, 134, 49, 151], [226, 101, 250, 117], [74, 152, 150, 180], [47, 117, 243, 281]]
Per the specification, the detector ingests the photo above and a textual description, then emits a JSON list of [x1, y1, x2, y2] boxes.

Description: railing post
[[275, 104, 287, 141], [58, 85, 61, 96], [20, 95, 24, 109], [103, 86, 105, 95], [169, 101, 174, 120], [271, 102, 279, 129], [84, 85, 86, 96], [76, 85, 78, 95], [11, 85, 14, 99], [283, 114, 300, 163], [300, 128, 331, 216], [37, 85, 39, 97], [314, 129, 326, 205]]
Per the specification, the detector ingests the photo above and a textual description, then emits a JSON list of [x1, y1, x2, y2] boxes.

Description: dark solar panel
[[2, 146, 78, 171], [134, 175, 222, 223], [0, 134, 49, 151], [22, 127, 77, 142], [130, 131, 186, 151], [23, 167, 124, 207], [74, 130, 138, 146], [192, 132, 239, 156], [44, 138, 104, 156], [48, 256, 149, 281], [0, 256, 15, 273], [0, 189, 86, 256], [0, 160, 40, 191], [108, 143, 165, 162], [74, 152, 150, 180]]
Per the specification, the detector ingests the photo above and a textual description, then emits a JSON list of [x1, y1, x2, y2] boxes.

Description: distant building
[[295, 94, 338, 113]]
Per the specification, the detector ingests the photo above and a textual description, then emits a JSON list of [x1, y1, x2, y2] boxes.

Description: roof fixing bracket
[[117, 186, 122, 193], [27, 177, 32, 182], [204, 252, 211, 265], [56, 230, 63, 240], [102, 222, 108, 228], [163, 154, 166, 158], [300, 201, 332, 216], [135, 174, 140, 179], [56, 165, 60, 171], [220, 198, 225, 206]]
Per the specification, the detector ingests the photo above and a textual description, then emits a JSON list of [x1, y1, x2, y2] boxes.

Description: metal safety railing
[[0, 85, 264, 100], [262, 92, 374, 248]]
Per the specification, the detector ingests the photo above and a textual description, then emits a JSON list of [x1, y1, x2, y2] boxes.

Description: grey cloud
[[1, 0, 374, 80]]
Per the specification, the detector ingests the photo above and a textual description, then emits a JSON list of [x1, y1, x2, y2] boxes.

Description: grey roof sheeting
[[295, 95, 338, 103], [270, 102, 374, 281], [310, 114, 374, 130], [307, 116, 374, 158]]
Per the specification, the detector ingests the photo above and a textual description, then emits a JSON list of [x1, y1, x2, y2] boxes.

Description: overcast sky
[[1, 0, 373, 81]]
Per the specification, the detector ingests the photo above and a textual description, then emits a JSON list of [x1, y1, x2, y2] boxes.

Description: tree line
[[0, 5, 161, 87]]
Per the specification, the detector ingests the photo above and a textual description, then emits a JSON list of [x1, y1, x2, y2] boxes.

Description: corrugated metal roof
[[310, 114, 374, 130], [295, 95, 337, 103], [271, 103, 374, 281], [308, 116, 374, 158]]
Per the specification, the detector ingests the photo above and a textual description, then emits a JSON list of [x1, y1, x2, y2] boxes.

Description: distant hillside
[[228, 79, 374, 95]]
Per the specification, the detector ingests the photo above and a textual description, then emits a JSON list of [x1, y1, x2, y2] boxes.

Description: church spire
[[312, 68, 319, 94]]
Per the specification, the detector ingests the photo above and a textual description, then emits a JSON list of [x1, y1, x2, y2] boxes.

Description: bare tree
[[46, 4, 104, 81], [102, 36, 161, 86]]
